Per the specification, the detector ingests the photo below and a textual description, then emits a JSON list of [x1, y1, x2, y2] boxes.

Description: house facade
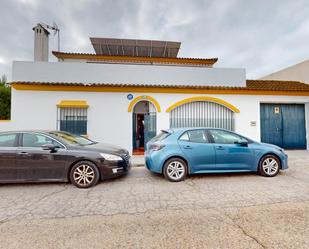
[[1, 24, 309, 153]]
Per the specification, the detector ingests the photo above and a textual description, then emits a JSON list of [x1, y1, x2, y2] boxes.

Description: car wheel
[[70, 161, 100, 188], [258, 155, 280, 177], [163, 158, 187, 182]]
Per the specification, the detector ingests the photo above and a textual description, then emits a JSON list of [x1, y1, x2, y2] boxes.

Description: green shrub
[[0, 75, 11, 120]]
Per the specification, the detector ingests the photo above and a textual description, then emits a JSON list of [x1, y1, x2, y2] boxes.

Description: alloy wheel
[[262, 157, 279, 176], [166, 161, 185, 181], [73, 164, 95, 187]]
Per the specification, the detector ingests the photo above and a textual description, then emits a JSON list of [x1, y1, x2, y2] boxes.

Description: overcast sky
[[1, 0, 309, 81]]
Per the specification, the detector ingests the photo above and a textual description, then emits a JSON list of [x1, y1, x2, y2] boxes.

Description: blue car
[[145, 128, 288, 182]]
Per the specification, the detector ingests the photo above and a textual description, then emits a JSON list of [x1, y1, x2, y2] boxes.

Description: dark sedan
[[0, 131, 131, 188]]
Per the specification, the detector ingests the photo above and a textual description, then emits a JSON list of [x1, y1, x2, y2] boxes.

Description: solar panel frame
[[90, 37, 181, 58]]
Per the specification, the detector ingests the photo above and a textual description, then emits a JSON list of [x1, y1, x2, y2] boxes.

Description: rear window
[[151, 131, 171, 142]]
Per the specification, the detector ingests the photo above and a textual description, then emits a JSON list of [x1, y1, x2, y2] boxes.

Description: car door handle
[[183, 145, 192, 149], [18, 151, 30, 156], [215, 146, 225, 150]]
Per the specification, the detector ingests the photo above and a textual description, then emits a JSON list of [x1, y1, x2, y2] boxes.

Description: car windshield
[[48, 131, 96, 146]]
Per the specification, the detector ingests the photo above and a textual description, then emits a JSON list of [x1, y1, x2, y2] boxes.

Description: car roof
[[0, 130, 60, 135], [165, 127, 254, 143], [166, 127, 229, 133], [0, 130, 57, 133]]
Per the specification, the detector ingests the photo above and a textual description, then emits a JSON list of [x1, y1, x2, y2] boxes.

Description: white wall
[[0, 121, 15, 131], [2, 89, 309, 152], [12, 61, 246, 87], [260, 59, 309, 84]]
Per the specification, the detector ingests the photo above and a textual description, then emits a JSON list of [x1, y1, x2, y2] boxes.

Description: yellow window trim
[[128, 95, 161, 112], [0, 120, 11, 122], [57, 100, 89, 108], [166, 96, 240, 113]]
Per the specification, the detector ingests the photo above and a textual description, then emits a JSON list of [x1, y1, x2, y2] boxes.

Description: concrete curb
[[132, 164, 145, 167], [131, 155, 145, 167]]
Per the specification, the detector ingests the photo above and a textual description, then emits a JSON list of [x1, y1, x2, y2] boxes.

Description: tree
[[0, 75, 7, 86], [0, 75, 11, 119]]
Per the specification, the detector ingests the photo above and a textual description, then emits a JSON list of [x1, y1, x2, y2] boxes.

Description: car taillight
[[150, 144, 165, 151]]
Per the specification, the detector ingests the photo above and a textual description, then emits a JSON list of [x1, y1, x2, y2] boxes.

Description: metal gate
[[260, 103, 306, 149], [144, 113, 157, 146], [169, 101, 235, 131]]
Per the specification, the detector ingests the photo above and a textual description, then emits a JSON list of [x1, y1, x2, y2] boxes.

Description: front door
[[0, 133, 18, 181], [133, 113, 145, 151], [132, 100, 157, 154], [15, 133, 68, 181], [178, 129, 216, 171], [208, 129, 254, 170]]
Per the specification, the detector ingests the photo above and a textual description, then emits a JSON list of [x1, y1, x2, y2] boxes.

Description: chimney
[[33, 23, 50, 61]]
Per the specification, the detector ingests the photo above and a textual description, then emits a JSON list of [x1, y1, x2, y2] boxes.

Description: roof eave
[[10, 81, 309, 94], [52, 51, 218, 65]]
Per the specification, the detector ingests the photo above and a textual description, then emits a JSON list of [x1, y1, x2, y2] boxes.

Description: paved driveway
[[0, 151, 309, 249]]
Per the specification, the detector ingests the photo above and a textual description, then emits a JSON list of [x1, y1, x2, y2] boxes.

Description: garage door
[[260, 104, 306, 149], [169, 101, 235, 131]]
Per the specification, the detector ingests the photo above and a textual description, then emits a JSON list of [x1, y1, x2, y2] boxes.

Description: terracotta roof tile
[[246, 80, 309, 91], [10, 80, 309, 92], [52, 51, 218, 66]]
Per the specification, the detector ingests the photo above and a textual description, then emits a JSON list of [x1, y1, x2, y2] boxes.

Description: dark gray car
[[0, 131, 131, 188]]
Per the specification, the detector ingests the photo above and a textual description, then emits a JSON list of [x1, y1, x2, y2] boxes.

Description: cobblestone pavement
[[0, 151, 309, 248]]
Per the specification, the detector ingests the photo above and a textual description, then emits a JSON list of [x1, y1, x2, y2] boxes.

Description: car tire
[[163, 158, 187, 182], [258, 155, 280, 177], [70, 161, 100, 188]]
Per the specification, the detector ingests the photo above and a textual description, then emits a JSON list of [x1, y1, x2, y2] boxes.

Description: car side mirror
[[42, 144, 57, 152], [234, 140, 248, 147]]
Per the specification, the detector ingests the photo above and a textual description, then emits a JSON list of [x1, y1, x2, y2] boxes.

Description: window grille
[[169, 101, 235, 131], [57, 107, 88, 135]]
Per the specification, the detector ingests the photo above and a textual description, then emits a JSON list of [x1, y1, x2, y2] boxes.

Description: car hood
[[259, 142, 283, 151], [78, 142, 129, 155]]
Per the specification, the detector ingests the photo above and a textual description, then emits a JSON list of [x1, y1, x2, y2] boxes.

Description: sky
[[0, 0, 309, 81]]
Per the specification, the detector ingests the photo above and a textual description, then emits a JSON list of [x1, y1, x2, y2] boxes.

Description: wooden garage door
[[260, 104, 306, 149]]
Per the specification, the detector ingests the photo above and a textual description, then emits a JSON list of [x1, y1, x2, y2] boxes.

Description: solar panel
[[90, 38, 181, 58]]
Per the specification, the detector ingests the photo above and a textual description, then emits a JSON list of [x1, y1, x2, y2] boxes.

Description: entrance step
[[133, 148, 144, 155], [131, 155, 145, 167]]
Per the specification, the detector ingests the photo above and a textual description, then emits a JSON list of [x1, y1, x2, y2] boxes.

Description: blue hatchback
[[145, 128, 288, 182]]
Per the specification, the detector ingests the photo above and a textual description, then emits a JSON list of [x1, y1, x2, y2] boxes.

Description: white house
[[1, 24, 309, 153], [260, 59, 309, 83]]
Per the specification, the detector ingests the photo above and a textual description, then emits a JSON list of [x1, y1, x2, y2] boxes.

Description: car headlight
[[100, 153, 123, 161]]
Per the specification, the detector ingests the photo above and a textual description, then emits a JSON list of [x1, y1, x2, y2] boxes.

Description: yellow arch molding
[[128, 95, 161, 112], [166, 96, 240, 113]]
